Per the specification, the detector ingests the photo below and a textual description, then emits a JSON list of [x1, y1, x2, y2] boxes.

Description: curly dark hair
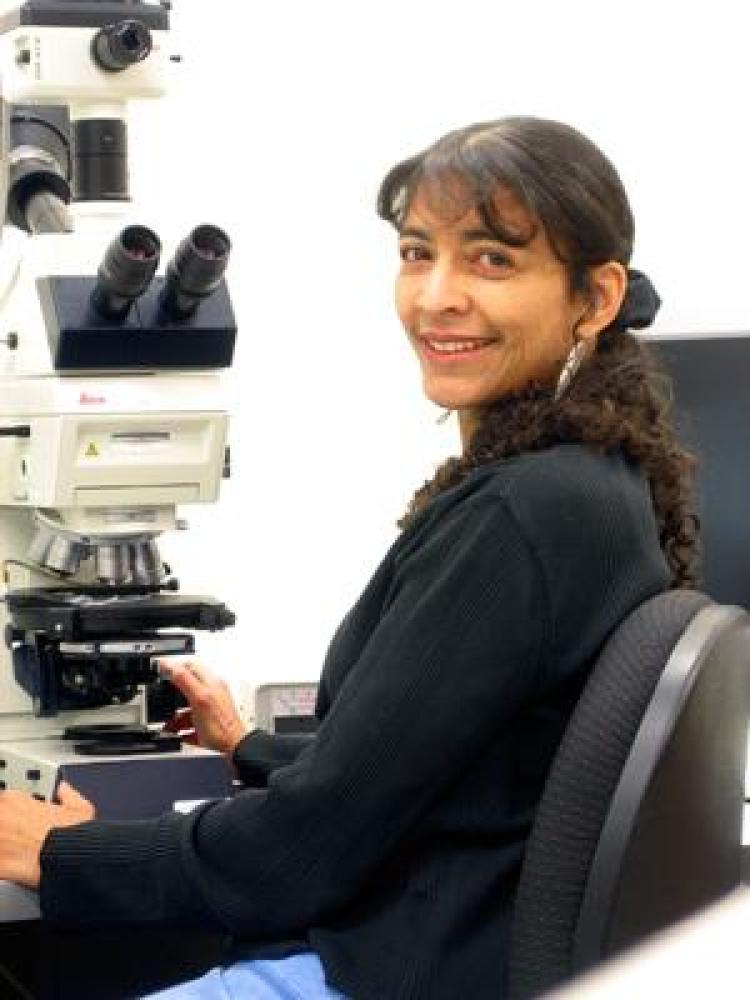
[[378, 117, 700, 588]]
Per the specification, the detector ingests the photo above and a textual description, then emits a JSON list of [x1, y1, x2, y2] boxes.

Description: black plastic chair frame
[[508, 591, 750, 999], [573, 602, 746, 967]]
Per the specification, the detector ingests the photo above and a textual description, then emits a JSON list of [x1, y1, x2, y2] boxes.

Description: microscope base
[[0, 738, 232, 818]]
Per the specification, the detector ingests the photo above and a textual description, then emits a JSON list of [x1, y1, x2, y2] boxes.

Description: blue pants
[[142, 952, 348, 999]]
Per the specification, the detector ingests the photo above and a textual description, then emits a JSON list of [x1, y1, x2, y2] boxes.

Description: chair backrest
[[507, 589, 750, 999]]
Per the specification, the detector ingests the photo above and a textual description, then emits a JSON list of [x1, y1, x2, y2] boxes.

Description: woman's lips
[[417, 334, 499, 363]]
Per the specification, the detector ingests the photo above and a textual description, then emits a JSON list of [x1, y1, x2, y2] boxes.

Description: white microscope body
[[0, 2, 236, 815]]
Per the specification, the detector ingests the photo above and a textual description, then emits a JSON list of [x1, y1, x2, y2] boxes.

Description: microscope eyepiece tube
[[159, 225, 231, 320], [91, 225, 161, 320]]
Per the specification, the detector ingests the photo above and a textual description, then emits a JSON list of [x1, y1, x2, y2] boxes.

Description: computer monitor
[[647, 332, 750, 609]]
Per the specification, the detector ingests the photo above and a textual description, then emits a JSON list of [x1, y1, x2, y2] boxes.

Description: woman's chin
[[420, 367, 497, 409], [422, 384, 478, 412]]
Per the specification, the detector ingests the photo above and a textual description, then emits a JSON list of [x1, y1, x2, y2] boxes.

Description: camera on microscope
[[91, 17, 153, 72]]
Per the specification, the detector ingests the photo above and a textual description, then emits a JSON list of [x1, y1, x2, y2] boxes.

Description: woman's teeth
[[425, 339, 494, 354]]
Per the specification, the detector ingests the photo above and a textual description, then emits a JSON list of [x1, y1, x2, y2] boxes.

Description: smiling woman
[[379, 117, 697, 588], [0, 116, 701, 1000], [381, 122, 631, 423], [393, 188, 626, 429]]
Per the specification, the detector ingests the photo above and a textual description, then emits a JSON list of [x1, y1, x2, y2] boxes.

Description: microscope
[[0, 1, 237, 817]]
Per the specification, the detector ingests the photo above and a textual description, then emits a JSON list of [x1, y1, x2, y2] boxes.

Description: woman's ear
[[577, 261, 628, 343]]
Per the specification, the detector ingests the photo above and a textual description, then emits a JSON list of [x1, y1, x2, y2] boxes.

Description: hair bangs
[[377, 130, 541, 248]]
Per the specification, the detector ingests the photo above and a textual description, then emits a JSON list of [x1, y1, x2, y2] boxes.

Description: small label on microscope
[[101, 508, 158, 524]]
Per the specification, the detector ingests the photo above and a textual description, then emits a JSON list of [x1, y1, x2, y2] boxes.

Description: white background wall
[[122, 0, 750, 709]]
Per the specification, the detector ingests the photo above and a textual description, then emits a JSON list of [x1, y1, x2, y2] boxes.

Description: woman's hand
[[0, 781, 94, 889], [156, 657, 248, 758]]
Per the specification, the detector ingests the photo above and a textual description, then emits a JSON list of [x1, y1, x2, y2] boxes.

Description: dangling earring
[[435, 408, 453, 425], [554, 338, 589, 401]]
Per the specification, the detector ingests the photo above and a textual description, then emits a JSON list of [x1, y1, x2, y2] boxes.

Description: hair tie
[[611, 268, 661, 332]]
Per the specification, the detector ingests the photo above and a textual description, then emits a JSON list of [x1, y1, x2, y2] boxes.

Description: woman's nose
[[414, 262, 470, 315]]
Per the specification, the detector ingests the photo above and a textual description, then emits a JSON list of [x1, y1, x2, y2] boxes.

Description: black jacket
[[40, 444, 671, 999]]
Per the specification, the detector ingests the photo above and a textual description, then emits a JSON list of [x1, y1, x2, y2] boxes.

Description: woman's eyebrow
[[460, 227, 504, 243], [398, 226, 430, 240], [398, 224, 522, 245]]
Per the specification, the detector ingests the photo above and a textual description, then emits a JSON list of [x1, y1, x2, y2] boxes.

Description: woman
[[0, 117, 698, 999]]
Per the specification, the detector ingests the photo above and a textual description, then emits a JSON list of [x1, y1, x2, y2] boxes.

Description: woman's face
[[395, 185, 587, 412]]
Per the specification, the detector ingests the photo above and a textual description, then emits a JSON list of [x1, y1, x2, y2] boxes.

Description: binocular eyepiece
[[159, 225, 231, 320], [90, 224, 231, 322], [91, 225, 161, 320]]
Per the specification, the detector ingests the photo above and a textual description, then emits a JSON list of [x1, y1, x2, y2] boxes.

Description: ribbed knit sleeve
[[39, 497, 549, 935], [233, 731, 315, 787]]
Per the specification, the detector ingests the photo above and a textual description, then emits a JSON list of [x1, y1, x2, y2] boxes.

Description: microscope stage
[[6, 587, 235, 638]]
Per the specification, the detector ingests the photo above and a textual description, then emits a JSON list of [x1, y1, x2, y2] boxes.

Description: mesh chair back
[[508, 590, 749, 998]]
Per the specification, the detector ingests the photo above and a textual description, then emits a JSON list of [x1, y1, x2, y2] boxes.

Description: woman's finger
[[158, 661, 207, 703], [56, 781, 95, 819], [157, 657, 218, 685]]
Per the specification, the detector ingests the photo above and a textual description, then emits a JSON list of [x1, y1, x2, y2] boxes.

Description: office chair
[[507, 589, 750, 999]]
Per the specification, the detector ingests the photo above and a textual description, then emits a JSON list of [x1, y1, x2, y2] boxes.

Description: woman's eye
[[399, 244, 430, 263], [476, 250, 511, 269]]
